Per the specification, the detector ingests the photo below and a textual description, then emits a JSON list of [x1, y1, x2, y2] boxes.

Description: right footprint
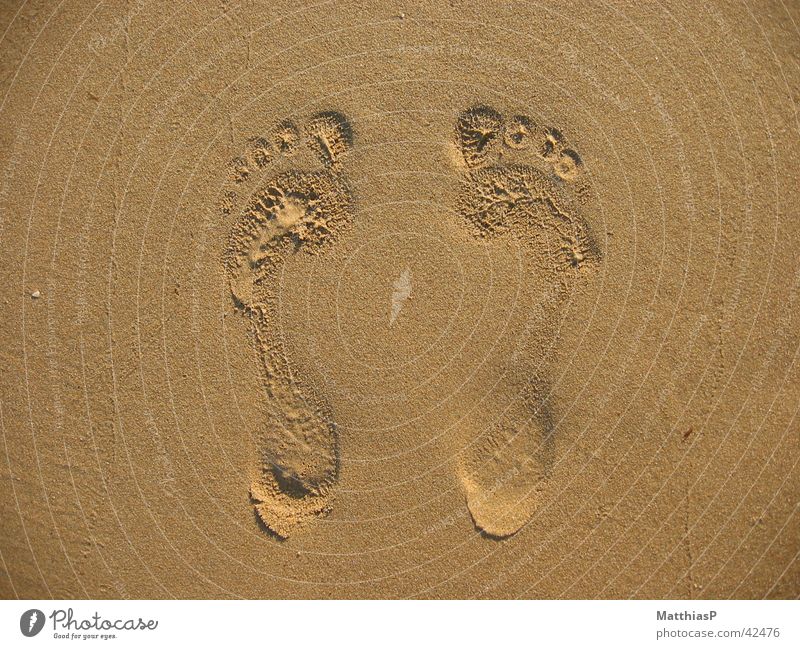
[[222, 111, 354, 539], [452, 105, 601, 538]]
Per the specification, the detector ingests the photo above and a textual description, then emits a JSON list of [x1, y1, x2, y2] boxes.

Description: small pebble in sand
[[31, 290, 41, 299]]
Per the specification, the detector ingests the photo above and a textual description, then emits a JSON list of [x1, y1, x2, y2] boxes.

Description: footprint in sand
[[222, 111, 354, 539], [222, 106, 598, 541], [452, 105, 601, 538]]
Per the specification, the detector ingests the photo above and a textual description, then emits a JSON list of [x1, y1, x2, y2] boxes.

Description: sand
[[1, 0, 798, 599]]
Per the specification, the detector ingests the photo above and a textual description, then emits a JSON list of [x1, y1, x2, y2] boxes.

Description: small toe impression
[[554, 148, 583, 181], [456, 105, 504, 168], [273, 120, 301, 154], [503, 115, 536, 150], [246, 136, 273, 169], [539, 126, 564, 161]]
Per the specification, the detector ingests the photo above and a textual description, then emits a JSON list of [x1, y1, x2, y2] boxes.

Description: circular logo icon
[[20, 609, 45, 637]]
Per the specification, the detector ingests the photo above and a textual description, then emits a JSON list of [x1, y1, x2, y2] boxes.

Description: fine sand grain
[[1, 0, 798, 598]]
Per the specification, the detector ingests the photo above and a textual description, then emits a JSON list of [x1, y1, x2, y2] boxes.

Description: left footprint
[[222, 112, 354, 538]]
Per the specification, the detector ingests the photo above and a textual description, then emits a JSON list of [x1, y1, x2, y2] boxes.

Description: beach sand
[[1, 0, 798, 598]]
